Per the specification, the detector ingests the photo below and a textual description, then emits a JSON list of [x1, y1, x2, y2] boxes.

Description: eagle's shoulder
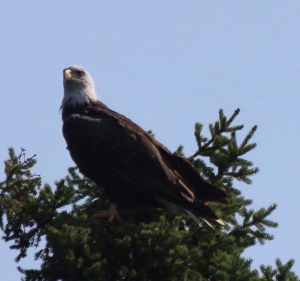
[[62, 101, 160, 154], [84, 102, 164, 145]]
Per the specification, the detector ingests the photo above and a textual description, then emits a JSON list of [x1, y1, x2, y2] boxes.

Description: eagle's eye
[[76, 70, 84, 77]]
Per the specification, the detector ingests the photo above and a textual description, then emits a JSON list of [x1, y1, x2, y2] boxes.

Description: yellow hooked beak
[[63, 69, 73, 82]]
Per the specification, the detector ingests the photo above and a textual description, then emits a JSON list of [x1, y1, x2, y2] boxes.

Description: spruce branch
[[0, 109, 298, 280]]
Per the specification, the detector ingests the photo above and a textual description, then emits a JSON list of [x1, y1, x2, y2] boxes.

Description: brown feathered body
[[62, 100, 229, 225]]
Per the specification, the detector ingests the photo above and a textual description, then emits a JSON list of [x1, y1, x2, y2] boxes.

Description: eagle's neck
[[60, 83, 99, 111]]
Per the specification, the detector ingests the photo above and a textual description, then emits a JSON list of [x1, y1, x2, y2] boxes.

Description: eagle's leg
[[93, 203, 121, 222]]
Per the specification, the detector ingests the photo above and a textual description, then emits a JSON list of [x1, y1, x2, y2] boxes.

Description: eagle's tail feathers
[[184, 209, 206, 228], [184, 209, 226, 229], [185, 209, 204, 227], [215, 218, 225, 226]]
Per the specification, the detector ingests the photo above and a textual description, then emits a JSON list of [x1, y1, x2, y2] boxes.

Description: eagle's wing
[[63, 102, 228, 222]]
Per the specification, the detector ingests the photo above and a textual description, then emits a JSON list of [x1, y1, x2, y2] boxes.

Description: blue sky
[[1, 1, 300, 279]]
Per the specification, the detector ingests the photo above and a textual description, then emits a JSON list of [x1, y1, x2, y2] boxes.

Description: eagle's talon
[[93, 203, 121, 222]]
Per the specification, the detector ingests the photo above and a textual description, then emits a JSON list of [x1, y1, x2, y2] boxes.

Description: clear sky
[[1, 1, 299, 279]]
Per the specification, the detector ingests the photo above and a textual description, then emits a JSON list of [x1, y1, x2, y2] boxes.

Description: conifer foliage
[[0, 109, 298, 280]]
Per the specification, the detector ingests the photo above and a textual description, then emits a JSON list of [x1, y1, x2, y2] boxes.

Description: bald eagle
[[61, 66, 229, 227]]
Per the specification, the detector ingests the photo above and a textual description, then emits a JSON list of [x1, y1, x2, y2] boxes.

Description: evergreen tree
[[0, 109, 298, 281]]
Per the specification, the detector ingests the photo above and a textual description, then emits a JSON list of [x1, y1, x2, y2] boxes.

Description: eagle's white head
[[61, 65, 99, 110]]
